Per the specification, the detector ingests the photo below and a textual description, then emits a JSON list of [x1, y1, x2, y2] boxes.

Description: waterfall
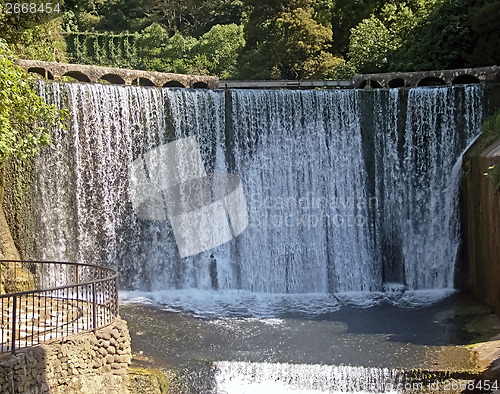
[[229, 90, 377, 293], [213, 361, 424, 393], [372, 87, 483, 289], [23, 83, 483, 293]]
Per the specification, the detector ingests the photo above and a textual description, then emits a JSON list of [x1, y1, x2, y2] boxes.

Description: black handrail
[[0, 260, 119, 353]]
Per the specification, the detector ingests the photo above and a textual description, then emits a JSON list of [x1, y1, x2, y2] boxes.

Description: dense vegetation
[[1, 0, 499, 79], [0, 39, 66, 165]]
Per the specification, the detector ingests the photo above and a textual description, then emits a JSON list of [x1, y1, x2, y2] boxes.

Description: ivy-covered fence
[[64, 24, 245, 78], [65, 32, 140, 69]]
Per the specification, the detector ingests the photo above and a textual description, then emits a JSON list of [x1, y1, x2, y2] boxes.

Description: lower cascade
[[25, 82, 483, 294], [214, 361, 411, 393]]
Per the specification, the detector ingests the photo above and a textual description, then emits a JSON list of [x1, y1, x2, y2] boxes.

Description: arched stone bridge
[[14, 59, 499, 90], [353, 66, 500, 88], [14, 59, 218, 89]]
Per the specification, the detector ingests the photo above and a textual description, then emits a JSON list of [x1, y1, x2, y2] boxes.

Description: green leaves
[[0, 40, 67, 165], [348, 15, 392, 73], [239, 0, 344, 79], [346, 0, 499, 73], [66, 23, 245, 79], [5, 0, 497, 80], [347, 1, 431, 73], [195, 24, 245, 79]]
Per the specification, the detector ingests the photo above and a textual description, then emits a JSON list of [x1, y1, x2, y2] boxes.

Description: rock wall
[[0, 317, 132, 394], [461, 138, 500, 313]]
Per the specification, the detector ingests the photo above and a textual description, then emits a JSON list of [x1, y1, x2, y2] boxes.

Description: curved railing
[[0, 260, 118, 353]]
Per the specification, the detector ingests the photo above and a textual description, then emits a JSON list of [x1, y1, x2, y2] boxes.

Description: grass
[[475, 109, 500, 152]]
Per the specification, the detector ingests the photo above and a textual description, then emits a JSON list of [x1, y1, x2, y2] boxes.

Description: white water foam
[[214, 361, 405, 393], [119, 288, 457, 318]]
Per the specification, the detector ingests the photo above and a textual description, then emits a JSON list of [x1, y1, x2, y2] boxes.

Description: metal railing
[[0, 260, 118, 353]]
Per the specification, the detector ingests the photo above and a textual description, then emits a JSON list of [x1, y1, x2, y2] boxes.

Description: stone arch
[[132, 77, 155, 87], [452, 74, 480, 85], [417, 77, 446, 86], [99, 73, 125, 85], [27, 67, 54, 80], [359, 79, 382, 89], [388, 78, 405, 88], [193, 81, 209, 89], [163, 80, 185, 88], [62, 71, 91, 83]]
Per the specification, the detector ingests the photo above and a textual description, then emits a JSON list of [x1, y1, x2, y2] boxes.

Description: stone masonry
[[353, 65, 500, 88], [0, 317, 132, 394], [14, 59, 218, 89]]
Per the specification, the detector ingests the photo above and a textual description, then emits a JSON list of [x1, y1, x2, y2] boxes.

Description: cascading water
[[20, 82, 486, 393], [372, 87, 483, 289], [28, 82, 483, 295], [230, 90, 378, 293], [214, 361, 413, 393]]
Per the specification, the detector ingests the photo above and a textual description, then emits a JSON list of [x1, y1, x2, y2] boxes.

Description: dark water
[[120, 292, 496, 393]]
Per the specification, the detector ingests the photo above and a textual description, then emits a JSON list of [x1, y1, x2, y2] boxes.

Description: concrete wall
[[0, 317, 132, 394], [461, 138, 500, 313]]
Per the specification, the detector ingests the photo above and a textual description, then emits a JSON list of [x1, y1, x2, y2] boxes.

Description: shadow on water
[[120, 292, 499, 366], [119, 290, 500, 393], [305, 294, 493, 346]]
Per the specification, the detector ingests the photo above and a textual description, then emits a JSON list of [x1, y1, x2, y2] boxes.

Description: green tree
[[136, 22, 173, 71], [466, 0, 500, 67], [194, 24, 245, 79], [97, 0, 156, 32], [347, 1, 437, 73], [347, 0, 499, 73], [0, 1, 66, 61], [330, 0, 383, 57], [154, 0, 244, 36], [346, 14, 392, 73], [275, 6, 334, 78], [389, 0, 470, 71], [0, 40, 66, 164], [239, 0, 340, 79], [135, 23, 199, 72]]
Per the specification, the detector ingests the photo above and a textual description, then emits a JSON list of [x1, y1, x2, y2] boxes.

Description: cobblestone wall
[[0, 317, 131, 394]]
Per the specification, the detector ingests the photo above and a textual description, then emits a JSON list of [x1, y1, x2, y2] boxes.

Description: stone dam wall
[[458, 84, 500, 314], [461, 137, 500, 314], [0, 317, 131, 394]]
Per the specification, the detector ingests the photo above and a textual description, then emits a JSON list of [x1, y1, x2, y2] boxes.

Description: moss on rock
[[128, 366, 177, 394], [1, 264, 35, 293]]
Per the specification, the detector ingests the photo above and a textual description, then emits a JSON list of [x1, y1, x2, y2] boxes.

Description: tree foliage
[[67, 22, 244, 78], [347, 1, 437, 73], [62, 0, 244, 36], [2, 0, 500, 79], [347, 0, 500, 73], [388, 0, 470, 71], [466, 0, 500, 67], [239, 0, 346, 79], [0, 40, 66, 164], [137, 22, 245, 77], [195, 24, 245, 78], [329, 0, 383, 57], [0, 0, 66, 61]]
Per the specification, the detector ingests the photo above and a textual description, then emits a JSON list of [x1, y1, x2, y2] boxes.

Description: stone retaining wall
[[461, 137, 500, 314], [0, 317, 131, 393]]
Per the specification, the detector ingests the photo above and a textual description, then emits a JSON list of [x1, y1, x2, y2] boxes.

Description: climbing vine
[[0, 39, 66, 165], [66, 32, 140, 69]]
